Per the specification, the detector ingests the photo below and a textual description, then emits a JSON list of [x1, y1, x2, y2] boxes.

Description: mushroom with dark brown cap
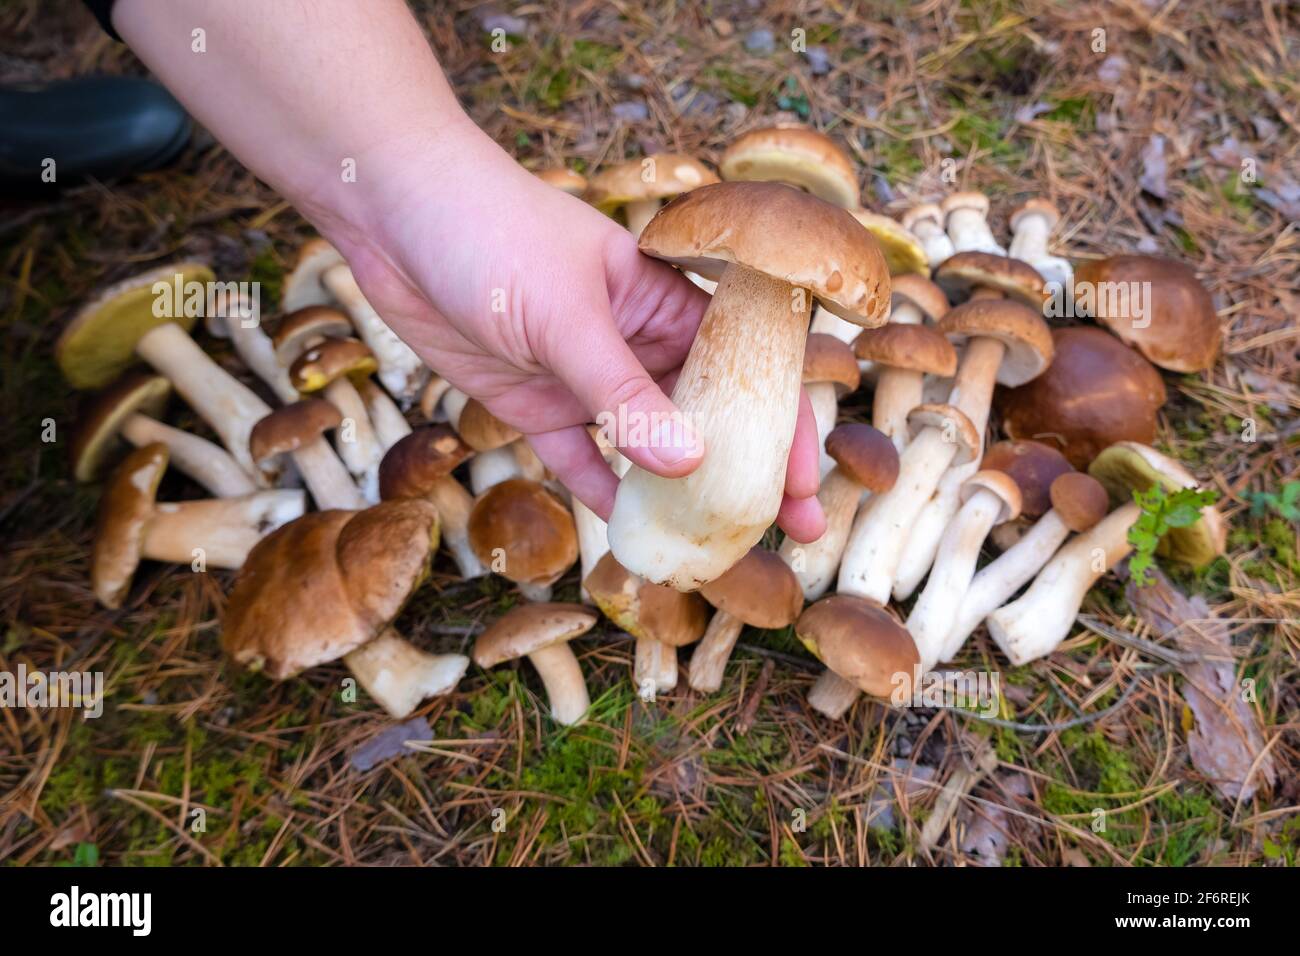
[[802, 333, 861, 476], [468, 478, 578, 601], [901, 203, 956, 268], [854, 323, 956, 451], [837, 403, 979, 603], [92, 443, 305, 608], [687, 547, 804, 693], [1008, 198, 1071, 288], [996, 325, 1167, 469], [980, 440, 1075, 549], [850, 209, 929, 277], [798, 595, 920, 718], [584, 552, 708, 697], [987, 442, 1225, 664], [378, 425, 482, 578], [906, 470, 1022, 670], [223, 498, 467, 718], [73, 372, 257, 497], [319, 262, 426, 405], [946, 471, 1108, 658], [609, 181, 890, 589], [250, 399, 367, 510], [535, 167, 588, 195], [584, 154, 718, 236], [779, 424, 899, 601], [1073, 254, 1220, 372], [942, 191, 1005, 255], [473, 603, 597, 726], [56, 262, 273, 482], [720, 125, 859, 208], [441, 387, 521, 452]]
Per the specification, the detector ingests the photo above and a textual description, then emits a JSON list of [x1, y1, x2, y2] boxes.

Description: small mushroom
[[250, 399, 367, 510], [203, 287, 297, 403], [981, 440, 1076, 549], [473, 603, 597, 726], [584, 153, 718, 236], [441, 388, 521, 452], [854, 321, 956, 451], [687, 547, 804, 693], [901, 203, 956, 269], [72, 372, 256, 497], [720, 125, 859, 208], [468, 478, 578, 602], [1008, 198, 1072, 289], [987, 443, 1225, 664], [92, 443, 305, 608], [802, 333, 861, 476], [942, 191, 1005, 255], [534, 167, 588, 195], [321, 262, 426, 406], [798, 595, 920, 719]]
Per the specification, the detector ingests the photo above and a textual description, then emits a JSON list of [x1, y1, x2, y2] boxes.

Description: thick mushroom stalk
[[322, 264, 426, 406], [807, 671, 863, 720], [205, 292, 298, 404], [118, 414, 257, 498], [901, 204, 956, 268], [1008, 199, 1072, 289], [142, 490, 306, 567], [687, 612, 745, 693], [906, 473, 1020, 671], [943, 193, 1005, 255], [343, 629, 469, 719], [526, 642, 591, 725]]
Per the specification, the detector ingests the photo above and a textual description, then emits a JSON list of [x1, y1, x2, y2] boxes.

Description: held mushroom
[[55, 262, 273, 482], [321, 262, 426, 406], [687, 546, 804, 693], [986, 443, 1225, 664], [584, 552, 708, 697], [720, 125, 859, 208], [93, 443, 305, 608], [249, 399, 367, 511], [853, 321, 956, 451], [223, 499, 468, 719], [946, 471, 1108, 658], [778, 424, 899, 601], [905, 470, 1022, 671], [573, 438, 630, 603], [468, 478, 579, 602], [802, 333, 861, 476], [609, 181, 890, 589], [1008, 198, 1072, 289], [901, 203, 956, 269], [942, 191, 1006, 255], [584, 154, 718, 236], [72, 372, 257, 497], [473, 603, 598, 726], [378, 425, 482, 578], [797, 595, 920, 719]]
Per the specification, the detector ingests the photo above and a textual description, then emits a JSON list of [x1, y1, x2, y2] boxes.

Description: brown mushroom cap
[[249, 399, 343, 464], [584, 154, 718, 211], [699, 547, 804, 629], [57, 261, 214, 390], [980, 440, 1074, 519], [222, 499, 439, 677], [280, 239, 345, 313], [824, 423, 900, 493], [473, 602, 598, 667], [907, 403, 980, 465], [1074, 255, 1220, 373], [934, 251, 1048, 309], [719, 125, 859, 208], [796, 594, 919, 699], [91, 442, 169, 608], [890, 273, 950, 323], [584, 552, 709, 647], [378, 425, 473, 500], [1009, 197, 1060, 232], [849, 210, 928, 277], [468, 478, 578, 587], [803, 333, 861, 392], [454, 398, 520, 452], [996, 326, 1168, 469], [272, 305, 353, 363], [535, 167, 588, 195], [289, 336, 377, 392], [938, 298, 1054, 387], [72, 372, 172, 482], [638, 181, 890, 327], [960, 469, 1022, 524], [853, 323, 958, 376], [1049, 472, 1109, 532]]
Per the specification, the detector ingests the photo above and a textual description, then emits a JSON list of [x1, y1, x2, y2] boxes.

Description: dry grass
[[1, 0, 1296, 866]]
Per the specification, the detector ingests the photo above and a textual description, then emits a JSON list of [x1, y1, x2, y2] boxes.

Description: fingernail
[[649, 417, 703, 467]]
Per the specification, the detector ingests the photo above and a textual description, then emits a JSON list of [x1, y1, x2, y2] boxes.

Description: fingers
[[776, 491, 826, 543], [526, 426, 618, 519], [784, 388, 822, 500]]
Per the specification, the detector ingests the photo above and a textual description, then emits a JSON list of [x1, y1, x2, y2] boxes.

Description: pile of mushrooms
[[59, 120, 1232, 733]]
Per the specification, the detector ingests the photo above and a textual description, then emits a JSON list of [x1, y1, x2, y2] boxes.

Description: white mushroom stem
[[687, 611, 743, 693], [872, 298, 930, 451], [134, 322, 272, 482], [908, 215, 956, 268], [633, 636, 677, 698], [811, 305, 861, 344], [426, 475, 486, 578], [779, 467, 861, 601], [343, 628, 469, 719], [609, 264, 811, 589], [947, 207, 1006, 255], [322, 264, 426, 406], [323, 378, 383, 504], [986, 502, 1137, 665], [625, 199, 661, 238], [292, 437, 368, 511], [944, 510, 1072, 660], [806, 380, 839, 477], [214, 305, 298, 404], [527, 642, 591, 726], [1008, 212, 1073, 288], [469, 446, 522, 494], [574, 500, 610, 603], [837, 426, 963, 603], [141, 489, 306, 567], [807, 670, 862, 719], [518, 581, 553, 603], [358, 379, 412, 451], [905, 487, 1006, 671], [120, 413, 257, 497], [685, 272, 717, 294]]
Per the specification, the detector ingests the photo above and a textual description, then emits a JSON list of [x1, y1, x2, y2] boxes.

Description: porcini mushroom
[[901, 203, 956, 269], [468, 478, 578, 601], [281, 239, 345, 313], [203, 287, 297, 403], [321, 262, 426, 405], [473, 603, 597, 726], [942, 191, 1005, 255], [535, 167, 588, 195], [249, 399, 367, 510], [223, 499, 468, 718], [609, 181, 890, 589], [687, 547, 804, 693], [720, 125, 859, 208], [73, 372, 257, 497], [987, 442, 1225, 664], [1008, 198, 1072, 289], [853, 320, 956, 451], [802, 333, 861, 475], [981, 440, 1076, 549], [798, 595, 920, 719], [93, 443, 305, 608], [584, 154, 718, 236], [56, 262, 273, 481]]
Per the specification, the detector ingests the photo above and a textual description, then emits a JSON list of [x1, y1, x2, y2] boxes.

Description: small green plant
[[1127, 484, 1220, 586], [1244, 481, 1300, 522]]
